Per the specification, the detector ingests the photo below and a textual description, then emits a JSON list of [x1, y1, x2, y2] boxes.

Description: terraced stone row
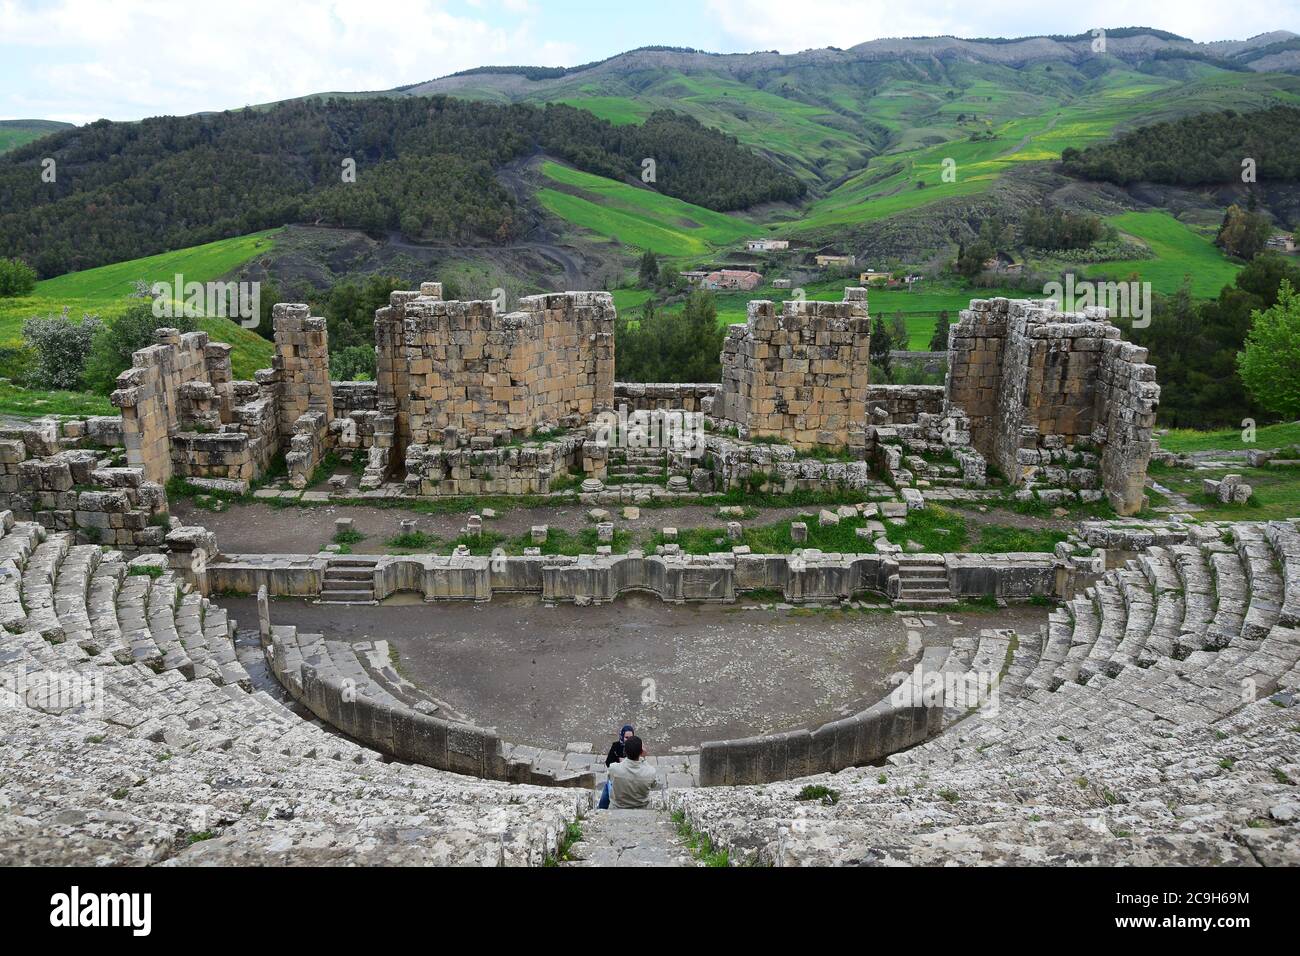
[[664, 519, 1300, 865], [0, 511, 588, 865]]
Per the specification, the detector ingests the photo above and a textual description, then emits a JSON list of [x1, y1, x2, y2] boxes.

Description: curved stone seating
[[264, 624, 602, 789], [0, 512, 590, 865], [664, 520, 1300, 865]]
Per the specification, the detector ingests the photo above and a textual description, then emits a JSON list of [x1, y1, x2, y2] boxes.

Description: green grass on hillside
[[538, 161, 755, 257], [1084, 211, 1240, 298], [0, 231, 279, 380], [0, 119, 71, 154]]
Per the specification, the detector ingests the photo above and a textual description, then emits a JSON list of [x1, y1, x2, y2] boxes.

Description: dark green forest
[[1112, 253, 1300, 427], [0, 97, 803, 278], [1061, 105, 1300, 185]]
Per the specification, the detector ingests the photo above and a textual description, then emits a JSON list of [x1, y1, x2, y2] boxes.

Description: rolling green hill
[[0, 231, 280, 383], [0, 119, 72, 154]]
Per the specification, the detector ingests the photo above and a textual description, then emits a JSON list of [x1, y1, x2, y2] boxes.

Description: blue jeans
[[598, 780, 612, 809]]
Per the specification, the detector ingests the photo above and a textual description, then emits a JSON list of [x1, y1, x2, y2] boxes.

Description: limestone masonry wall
[[945, 298, 1158, 515], [394, 288, 615, 443], [111, 329, 234, 485], [716, 288, 871, 451]]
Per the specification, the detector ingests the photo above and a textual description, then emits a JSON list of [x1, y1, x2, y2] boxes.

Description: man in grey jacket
[[606, 735, 659, 809]]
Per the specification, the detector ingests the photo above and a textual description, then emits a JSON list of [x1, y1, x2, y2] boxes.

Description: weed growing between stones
[[795, 784, 841, 805], [671, 811, 730, 867]]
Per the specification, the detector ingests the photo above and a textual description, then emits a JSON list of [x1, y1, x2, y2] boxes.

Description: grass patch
[[1159, 421, 1300, 454], [126, 564, 164, 578], [795, 784, 840, 805], [385, 530, 439, 551], [671, 810, 730, 867]]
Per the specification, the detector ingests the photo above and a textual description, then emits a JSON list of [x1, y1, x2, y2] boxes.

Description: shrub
[[82, 302, 198, 395], [22, 308, 104, 390], [0, 257, 37, 297]]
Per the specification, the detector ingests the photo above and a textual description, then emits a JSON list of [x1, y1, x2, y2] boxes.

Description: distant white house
[[816, 253, 856, 268], [746, 238, 790, 253], [1266, 234, 1296, 253]]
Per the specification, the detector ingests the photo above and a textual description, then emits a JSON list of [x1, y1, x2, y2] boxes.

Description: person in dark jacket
[[597, 724, 635, 809]]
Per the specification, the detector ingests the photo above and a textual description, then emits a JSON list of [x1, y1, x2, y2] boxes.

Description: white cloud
[[704, 0, 1296, 52], [0, 0, 576, 123]]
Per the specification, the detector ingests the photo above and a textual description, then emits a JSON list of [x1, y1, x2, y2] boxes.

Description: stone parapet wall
[[613, 382, 719, 414], [716, 288, 871, 450], [214, 548, 1058, 607], [865, 384, 946, 423], [699, 695, 938, 786]]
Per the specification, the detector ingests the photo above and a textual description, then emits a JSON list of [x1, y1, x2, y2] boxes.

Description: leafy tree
[[22, 308, 104, 390], [1237, 279, 1300, 419], [0, 257, 37, 297], [322, 275, 405, 351], [870, 315, 893, 380], [330, 344, 377, 382], [656, 264, 680, 291], [615, 291, 724, 382], [82, 302, 198, 395], [955, 238, 994, 279], [929, 311, 951, 352], [638, 250, 660, 288], [1215, 204, 1273, 261], [889, 311, 909, 350]]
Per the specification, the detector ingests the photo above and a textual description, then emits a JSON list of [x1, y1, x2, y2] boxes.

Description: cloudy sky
[[2, 0, 1297, 123]]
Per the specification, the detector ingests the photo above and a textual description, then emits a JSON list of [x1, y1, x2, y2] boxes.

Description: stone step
[[562, 808, 699, 867], [315, 590, 376, 604], [325, 566, 374, 582], [322, 577, 374, 591], [328, 555, 381, 567]]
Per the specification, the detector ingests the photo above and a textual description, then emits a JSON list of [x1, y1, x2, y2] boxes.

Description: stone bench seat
[[1234, 525, 1283, 640]]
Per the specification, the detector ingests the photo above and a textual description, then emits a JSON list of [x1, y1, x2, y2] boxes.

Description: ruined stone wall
[[271, 305, 334, 438], [944, 298, 1158, 515], [1095, 339, 1160, 514], [613, 382, 720, 414], [397, 291, 615, 443], [865, 385, 945, 424], [111, 330, 233, 485], [716, 288, 871, 451]]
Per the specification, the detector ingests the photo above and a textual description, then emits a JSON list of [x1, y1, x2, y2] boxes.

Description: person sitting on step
[[606, 735, 659, 810], [597, 724, 635, 810]]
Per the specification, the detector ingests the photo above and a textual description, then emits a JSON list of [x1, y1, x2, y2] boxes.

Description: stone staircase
[[562, 807, 699, 867], [892, 554, 954, 609], [605, 446, 668, 482], [318, 554, 378, 604]]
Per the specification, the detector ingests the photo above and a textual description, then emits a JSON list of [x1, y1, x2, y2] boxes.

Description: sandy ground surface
[[221, 593, 1049, 751]]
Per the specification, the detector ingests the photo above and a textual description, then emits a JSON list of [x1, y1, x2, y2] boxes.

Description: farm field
[[1084, 211, 1241, 298], [537, 161, 756, 258]]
